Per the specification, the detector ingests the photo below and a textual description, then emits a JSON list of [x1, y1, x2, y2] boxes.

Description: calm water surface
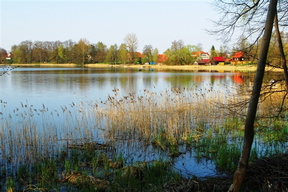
[[0, 67, 249, 109], [0, 67, 277, 177]]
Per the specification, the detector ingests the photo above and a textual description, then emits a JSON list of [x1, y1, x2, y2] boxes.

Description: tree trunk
[[228, 0, 278, 191], [274, 11, 288, 91]]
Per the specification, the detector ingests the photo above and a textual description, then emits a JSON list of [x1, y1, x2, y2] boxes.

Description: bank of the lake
[[3, 63, 284, 72]]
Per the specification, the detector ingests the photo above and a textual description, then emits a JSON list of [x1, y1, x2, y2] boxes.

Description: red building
[[232, 51, 245, 61], [211, 57, 225, 65]]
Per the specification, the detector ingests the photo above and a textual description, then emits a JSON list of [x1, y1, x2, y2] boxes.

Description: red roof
[[212, 57, 225, 62], [191, 51, 209, 57], [225, 58, 231, 62], [197, 59, 210, 64], [233, 51, 244, 58]]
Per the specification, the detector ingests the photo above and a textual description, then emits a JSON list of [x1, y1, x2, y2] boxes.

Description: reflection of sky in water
[[0, 67, 249, 177], [0, 68, 243, 111]]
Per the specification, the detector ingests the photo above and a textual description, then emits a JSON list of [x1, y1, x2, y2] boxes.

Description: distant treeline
[[1, 39, 134, 65], [0, 37, 209, 65], [1, 31, 288, 66]]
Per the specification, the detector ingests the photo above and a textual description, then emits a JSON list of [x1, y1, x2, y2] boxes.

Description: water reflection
[[0, 67, 284, 177], [1, 68, 253, 110]]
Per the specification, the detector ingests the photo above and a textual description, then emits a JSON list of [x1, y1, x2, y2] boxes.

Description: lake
[[0, 67, 250, 110], [0, 66, 282, 178]]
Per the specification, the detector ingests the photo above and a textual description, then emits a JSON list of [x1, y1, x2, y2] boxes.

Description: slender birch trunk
[[228, 0, 278, 191]]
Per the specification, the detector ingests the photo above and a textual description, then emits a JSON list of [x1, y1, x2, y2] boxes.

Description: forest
[[1, 32, 288, 66]]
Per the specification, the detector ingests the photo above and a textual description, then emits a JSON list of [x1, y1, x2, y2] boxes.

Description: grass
[[0, 86, 287, 190]]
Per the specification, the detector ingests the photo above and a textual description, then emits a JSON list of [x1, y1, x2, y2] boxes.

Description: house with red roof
[[194, 59, 211, 65], [192, 51, 210, 60], [192, 51, 211, 65], [232, 51, 245, 61], [211, 56, 225, 65]]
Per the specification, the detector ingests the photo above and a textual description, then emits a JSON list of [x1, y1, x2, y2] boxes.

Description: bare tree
[[124, 33, 138, 64], [142, 44, 153, 64]]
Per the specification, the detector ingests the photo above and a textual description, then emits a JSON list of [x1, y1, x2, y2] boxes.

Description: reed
[[0, 85, 287, 190]]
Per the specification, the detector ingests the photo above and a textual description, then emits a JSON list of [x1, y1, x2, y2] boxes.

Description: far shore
[[1, 63, 284, 72]]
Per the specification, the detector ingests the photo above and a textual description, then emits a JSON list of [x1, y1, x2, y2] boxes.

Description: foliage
[[164, 41, 201, 65], [106, 44, 118, 64]]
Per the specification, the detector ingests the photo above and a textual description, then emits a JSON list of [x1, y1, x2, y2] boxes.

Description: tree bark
[[274, 11, 288, 91], [228, 0, 278, 191]]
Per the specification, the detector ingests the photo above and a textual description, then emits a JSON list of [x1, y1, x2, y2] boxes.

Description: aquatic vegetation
[[0, 86, 287, 190]]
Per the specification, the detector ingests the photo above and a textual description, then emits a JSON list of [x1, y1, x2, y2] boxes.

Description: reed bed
[[100, 87, 232, 143], [0, 85, 287, 190]]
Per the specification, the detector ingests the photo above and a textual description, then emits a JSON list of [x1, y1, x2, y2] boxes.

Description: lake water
[[0, 67, 249, 110], [0, 66, 280, 177]]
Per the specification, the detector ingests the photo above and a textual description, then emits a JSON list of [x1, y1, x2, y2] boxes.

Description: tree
[[63, 40, 75, 63], [32, 41, 45, 63], [124, 33, 138, 64], [212, 0, 278, 191], [165, 40, 184, 65], [106, 44, 118, 64], [274, 13, 288, 90], [94, 42, 107, 63], [89, 44, 97, 63], [57, 44, 65, 63], [11, 45, 21, 63], [18, 40, 33, 63], [210, 45, 217, 57], [186, 45, 201, 63], [142, 44, 153, 64], [152, 48, 159, 64], [0, 48, 7, 64], [118, 44, 128, 64], [218, 45, 230, 58], [77, 38, 90, 65], [165, 41, 200, 65]]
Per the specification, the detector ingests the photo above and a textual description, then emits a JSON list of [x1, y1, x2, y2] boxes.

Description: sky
[[0, 0, 223, 53]]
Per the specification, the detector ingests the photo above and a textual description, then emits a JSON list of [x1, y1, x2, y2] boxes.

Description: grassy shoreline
[[2, 63, 284, 72]]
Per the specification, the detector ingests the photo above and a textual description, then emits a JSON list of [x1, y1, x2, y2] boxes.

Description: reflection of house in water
[[233, 73, 244, 84]]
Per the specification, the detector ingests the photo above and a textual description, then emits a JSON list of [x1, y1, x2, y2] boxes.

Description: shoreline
[[1, 63, 283, 72]]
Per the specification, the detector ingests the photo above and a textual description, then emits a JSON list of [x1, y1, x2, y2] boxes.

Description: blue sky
[[0, 0, 222, 53]]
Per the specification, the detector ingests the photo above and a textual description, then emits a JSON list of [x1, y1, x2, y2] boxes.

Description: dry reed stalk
[[99, 88, 230, 144], [0, 85, 258, 173]]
